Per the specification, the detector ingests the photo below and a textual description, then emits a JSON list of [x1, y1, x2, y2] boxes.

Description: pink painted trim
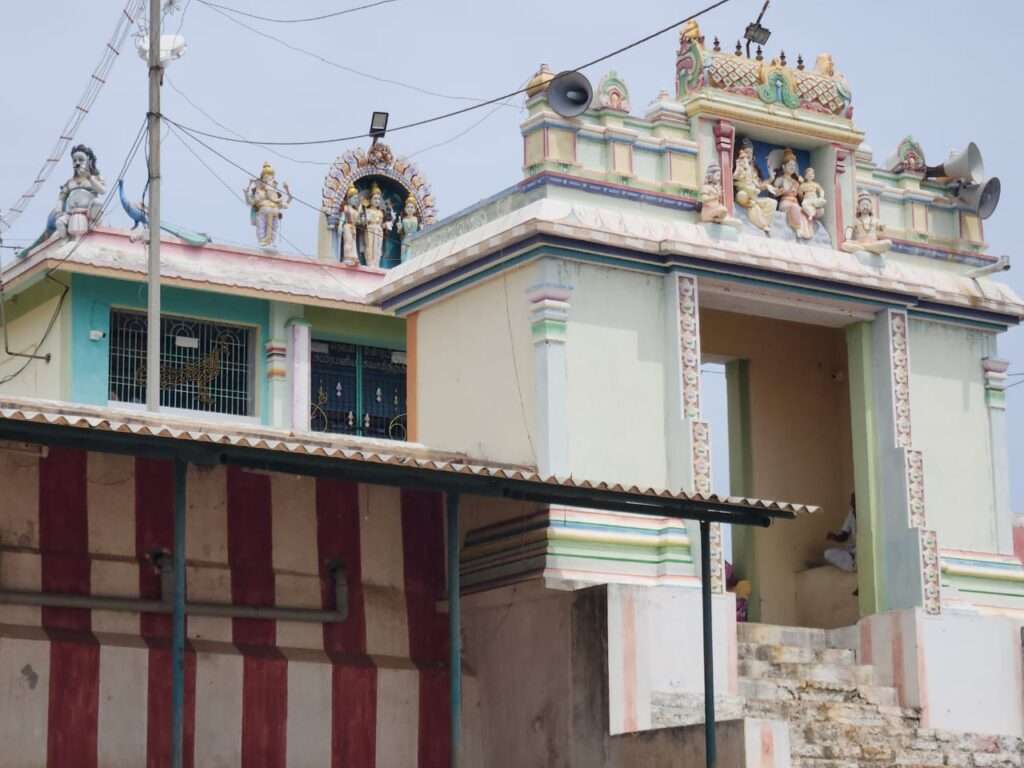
[[913, 610, 929, 728]]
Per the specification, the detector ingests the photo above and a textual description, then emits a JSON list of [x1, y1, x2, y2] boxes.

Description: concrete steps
[[737, 623, 1024, 768]]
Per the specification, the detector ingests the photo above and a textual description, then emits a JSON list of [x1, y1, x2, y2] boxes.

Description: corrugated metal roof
[[0, 396, 818, 517]]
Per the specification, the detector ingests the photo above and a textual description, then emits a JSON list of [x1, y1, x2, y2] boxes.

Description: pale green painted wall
[[564, 261, 668, 489], [304, 306, 405, 350], [909, 318, 998, 551]]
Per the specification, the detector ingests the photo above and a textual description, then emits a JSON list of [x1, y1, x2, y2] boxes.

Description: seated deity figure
[[769, 148, 815, 240], [53, 144, 106, 240], [393, 195, 421, 261], [245, 162, 292, 250], [699, 163, 740, 228], [341, 185, 363, 266], [841, 192, 892, 255], [362, 184, 386, 268], [799, 167, 827, 223], [733, 140, 776, 233]]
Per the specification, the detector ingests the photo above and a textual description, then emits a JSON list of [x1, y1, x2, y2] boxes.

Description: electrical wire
[[165, 75, 329, 166], [0, 0, 146, 233], [165, 122, 310, 256], [168, 0, 733, 147], [196, 0, 396, 24], [169, 123, 323, 213], [199, 2, 508, 106]]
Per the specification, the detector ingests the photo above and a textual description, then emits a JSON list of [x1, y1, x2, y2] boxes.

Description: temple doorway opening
[[702, 308, 859, 629]]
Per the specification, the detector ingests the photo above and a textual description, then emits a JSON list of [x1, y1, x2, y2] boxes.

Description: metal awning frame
[[0, 414, 792, 768]]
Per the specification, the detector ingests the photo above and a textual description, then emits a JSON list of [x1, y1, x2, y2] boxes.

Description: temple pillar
[[287, 319, 312, 433], [665, 272, 724, 593], [326, 214, 341, 263], [983, 357, 1012, 554], [528, 262, 573, 478], [266, 301, 302, 429], [862, 310, 939, 615], [713, 120, 735, 214]]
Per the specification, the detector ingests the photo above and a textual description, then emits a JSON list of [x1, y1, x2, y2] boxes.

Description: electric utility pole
[[146, 0, 162, 412]]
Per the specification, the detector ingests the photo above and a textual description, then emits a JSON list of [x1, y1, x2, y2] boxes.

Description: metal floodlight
[[369, 111, 389, 139], [744, 21, 771, 46]]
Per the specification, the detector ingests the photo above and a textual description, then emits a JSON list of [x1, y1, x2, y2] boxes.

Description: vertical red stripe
[[227, 466, 276, 647], [418, 668, 451, 768], [227, 467, 286, 767], [400, 489, 448, 664], [136, 458, 196, 768], [331, 665, 377, 768], [39, 447, 99, 768], [401, 489, 450, 767], [316, 478, 366, 656], [39, 446, 90, 633], [317, 479, 376, 768], [145, 648, 197, 768], [47, 640, 99, 768]]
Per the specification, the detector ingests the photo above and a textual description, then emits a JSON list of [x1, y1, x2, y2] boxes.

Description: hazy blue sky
[[1, 1, 1021, 511]]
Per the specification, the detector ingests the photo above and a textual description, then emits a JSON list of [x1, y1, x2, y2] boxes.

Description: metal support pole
[[447, 492, 462, 768], [700, 521, 717, 768], [171, 458, 186, 768], [146, 0, 162, 412]]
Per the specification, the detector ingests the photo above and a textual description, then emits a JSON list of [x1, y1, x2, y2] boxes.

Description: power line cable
[[165, 75, 329, 166], [165, 122, 311, 256], [169, 124, 323, 213], [0, 0, 146, 233], [199, 2, 508, 106], [170, 0, 733, 147], [196, 0, 396, 24]]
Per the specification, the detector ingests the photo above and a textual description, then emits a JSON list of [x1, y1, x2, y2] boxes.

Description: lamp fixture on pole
[[744, 0, 771, 58]]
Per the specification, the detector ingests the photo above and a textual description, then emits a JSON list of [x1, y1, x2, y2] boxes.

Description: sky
[[1, 0, 1022, 512]]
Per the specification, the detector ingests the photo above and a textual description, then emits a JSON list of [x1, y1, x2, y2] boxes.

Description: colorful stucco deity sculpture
[[841, 192, 892, 255], [799, 167, 827, 224], [341, 184, 362, 266], [362, 184, 386, 268], [245, 162, 292, 250], [394, 195, 420, 261], [700, 163, 740, 229], [733, 140, 776, 233], [54, 145, 106, 241], [769, 148, 815, 240]]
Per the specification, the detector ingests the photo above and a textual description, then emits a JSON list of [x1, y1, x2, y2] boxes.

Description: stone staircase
[[738, 622, 1024, 768]]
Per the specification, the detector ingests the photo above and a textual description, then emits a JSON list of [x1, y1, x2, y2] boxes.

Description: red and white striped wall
[[0, 447, 455, 767]]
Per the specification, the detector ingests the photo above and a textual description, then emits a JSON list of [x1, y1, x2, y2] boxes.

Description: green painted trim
[[907, 309, 1009, 333], [531, 318, 567, 342], [846, 322, 882, 615], [303, 305, 405, 350], [725, 360, 759, 620]]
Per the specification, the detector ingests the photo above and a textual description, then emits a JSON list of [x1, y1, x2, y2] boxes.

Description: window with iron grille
[[108, 309, 254, 416], [310, 340, 406, 439]]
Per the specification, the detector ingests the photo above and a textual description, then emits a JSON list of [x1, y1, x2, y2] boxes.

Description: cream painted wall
[[908, 319, 998, 552], [0, 284, 69, 401], [703, 310, 855, 627], [416, 265, 538, 466], [564, 262, 668, 489]]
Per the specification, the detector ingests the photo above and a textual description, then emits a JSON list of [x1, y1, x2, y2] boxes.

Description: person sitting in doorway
[[824, 493, 857, 573]]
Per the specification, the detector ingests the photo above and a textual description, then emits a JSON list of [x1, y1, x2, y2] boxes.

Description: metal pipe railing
[[0, 559, 348, 624]]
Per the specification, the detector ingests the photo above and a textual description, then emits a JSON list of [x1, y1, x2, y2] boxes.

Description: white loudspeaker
[[957, 177, 1001, 220], [926, 142, 985, 184], [547, 71, 593, 118]]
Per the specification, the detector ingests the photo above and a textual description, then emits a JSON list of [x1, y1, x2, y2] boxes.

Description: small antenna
[[744, 0, 772, 58]]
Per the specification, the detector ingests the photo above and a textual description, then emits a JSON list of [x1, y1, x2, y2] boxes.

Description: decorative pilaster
[[713, 120, 735, 215], [874, 310, 940, 615], [528, 273, 573, 478], [265, 339, 289, 428], [287, 319, 311, 433], [983, 357, 1012, 554], [834, 148, 848, 250], [672, 273, 724, 593]]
